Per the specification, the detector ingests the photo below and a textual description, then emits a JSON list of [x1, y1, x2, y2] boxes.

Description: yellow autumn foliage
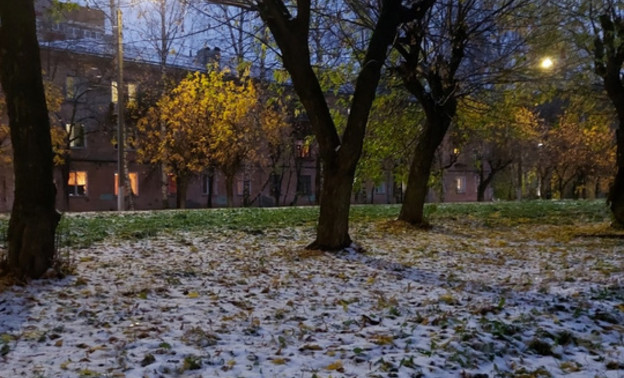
[[136, 69, 289, 193]]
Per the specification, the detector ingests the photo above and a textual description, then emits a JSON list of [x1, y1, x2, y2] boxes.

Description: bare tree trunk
[[60, 160, 71, 211], [610, 129, 624, 225], [0, 0, 61, 278], [399, 114, 450, 225], [594, 12, 624, 226], [311, 166, 355, 250]]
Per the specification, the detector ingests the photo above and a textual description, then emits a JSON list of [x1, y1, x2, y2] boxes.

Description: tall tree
[[0, 0, 61, 278], [592, 3, 624, 224], [247, 0, 433, 250], [394, 0, 531, 225]]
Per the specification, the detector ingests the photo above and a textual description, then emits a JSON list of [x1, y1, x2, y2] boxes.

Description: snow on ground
[[1, 220, 623, 377]]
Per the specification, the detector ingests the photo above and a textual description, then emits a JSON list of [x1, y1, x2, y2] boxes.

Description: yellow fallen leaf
[[372, 334, 394, 345], [187, 291, 199, 298], [326, 360, 343, 371], [271, 358, 288, 365], [299, 344, 322, 351]]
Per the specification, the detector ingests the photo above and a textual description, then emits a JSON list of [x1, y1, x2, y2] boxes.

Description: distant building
[[0, 1, 487, 213]]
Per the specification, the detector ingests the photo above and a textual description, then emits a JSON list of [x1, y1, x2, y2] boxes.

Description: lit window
[[114, 172, 139, 196], [455, 176, 466, 194], [112, 82, 137, 104], [295, 140, 311, 158], [111, 81, 118, 103], [68, 171, 87, 196], [65, 123, 85, 148], [127, 83, 137, 103]]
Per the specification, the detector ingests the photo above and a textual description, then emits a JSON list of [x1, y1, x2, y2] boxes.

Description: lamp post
[[112, 3, 125, 211]]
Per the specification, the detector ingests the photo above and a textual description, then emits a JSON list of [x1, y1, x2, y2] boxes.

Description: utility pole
[[115, 7, 125, 211]]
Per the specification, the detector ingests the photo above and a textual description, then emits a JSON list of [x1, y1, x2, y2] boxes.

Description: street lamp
[[110, 0, 126, 211], [540, 57, 554, 70]]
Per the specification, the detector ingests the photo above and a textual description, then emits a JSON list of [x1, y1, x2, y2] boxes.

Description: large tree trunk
[[595, 13, 624, 226], [399, 112, 451, 225], [311, 163, 355, 250], [0, 1, 61, 278]]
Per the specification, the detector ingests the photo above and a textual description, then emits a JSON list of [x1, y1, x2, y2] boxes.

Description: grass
[[0, 199, 614, 251]]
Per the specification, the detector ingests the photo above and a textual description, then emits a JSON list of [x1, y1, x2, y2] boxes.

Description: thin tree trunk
[[61, 159, 71, 211], [161, 164, 169, 209], [314, 156, 321, 205], [225, 175, 235, 207], [175, 174, 188, 209], [0, 0, 61, 278], [206, 168, 214, 208]]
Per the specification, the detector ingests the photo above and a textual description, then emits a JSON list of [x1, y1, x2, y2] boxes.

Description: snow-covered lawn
[[1, 213, 623, 377]]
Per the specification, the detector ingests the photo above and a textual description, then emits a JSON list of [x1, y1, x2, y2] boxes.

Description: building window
[[68, 171, 87, 196], [112, 81, 137, 104], [297, 175, 312, 195], [127, 83, 137, 103], [237, 179, 251, 196], [375, 182, 386, 195], [66, 76, 87, 101], [295, 140, 311, 158], [114, 172, 139, 196], [201, 174, 217, 195], [455, 176, 466, 194], [66, 123, 85, 148], [111, 81, 118, 103]]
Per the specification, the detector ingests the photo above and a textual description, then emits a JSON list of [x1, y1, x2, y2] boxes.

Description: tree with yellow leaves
[[137, 68, 281, 208]]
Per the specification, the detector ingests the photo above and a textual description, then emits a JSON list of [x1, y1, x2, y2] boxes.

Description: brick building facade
[[0, 1, 488, 213]]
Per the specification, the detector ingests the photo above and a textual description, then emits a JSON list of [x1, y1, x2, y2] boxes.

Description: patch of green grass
[[427, 200, 609, 227], [0, 200, 610, 250]]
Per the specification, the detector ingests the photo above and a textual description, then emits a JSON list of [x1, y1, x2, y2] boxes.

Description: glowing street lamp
[[540, 57, 554, 70]]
